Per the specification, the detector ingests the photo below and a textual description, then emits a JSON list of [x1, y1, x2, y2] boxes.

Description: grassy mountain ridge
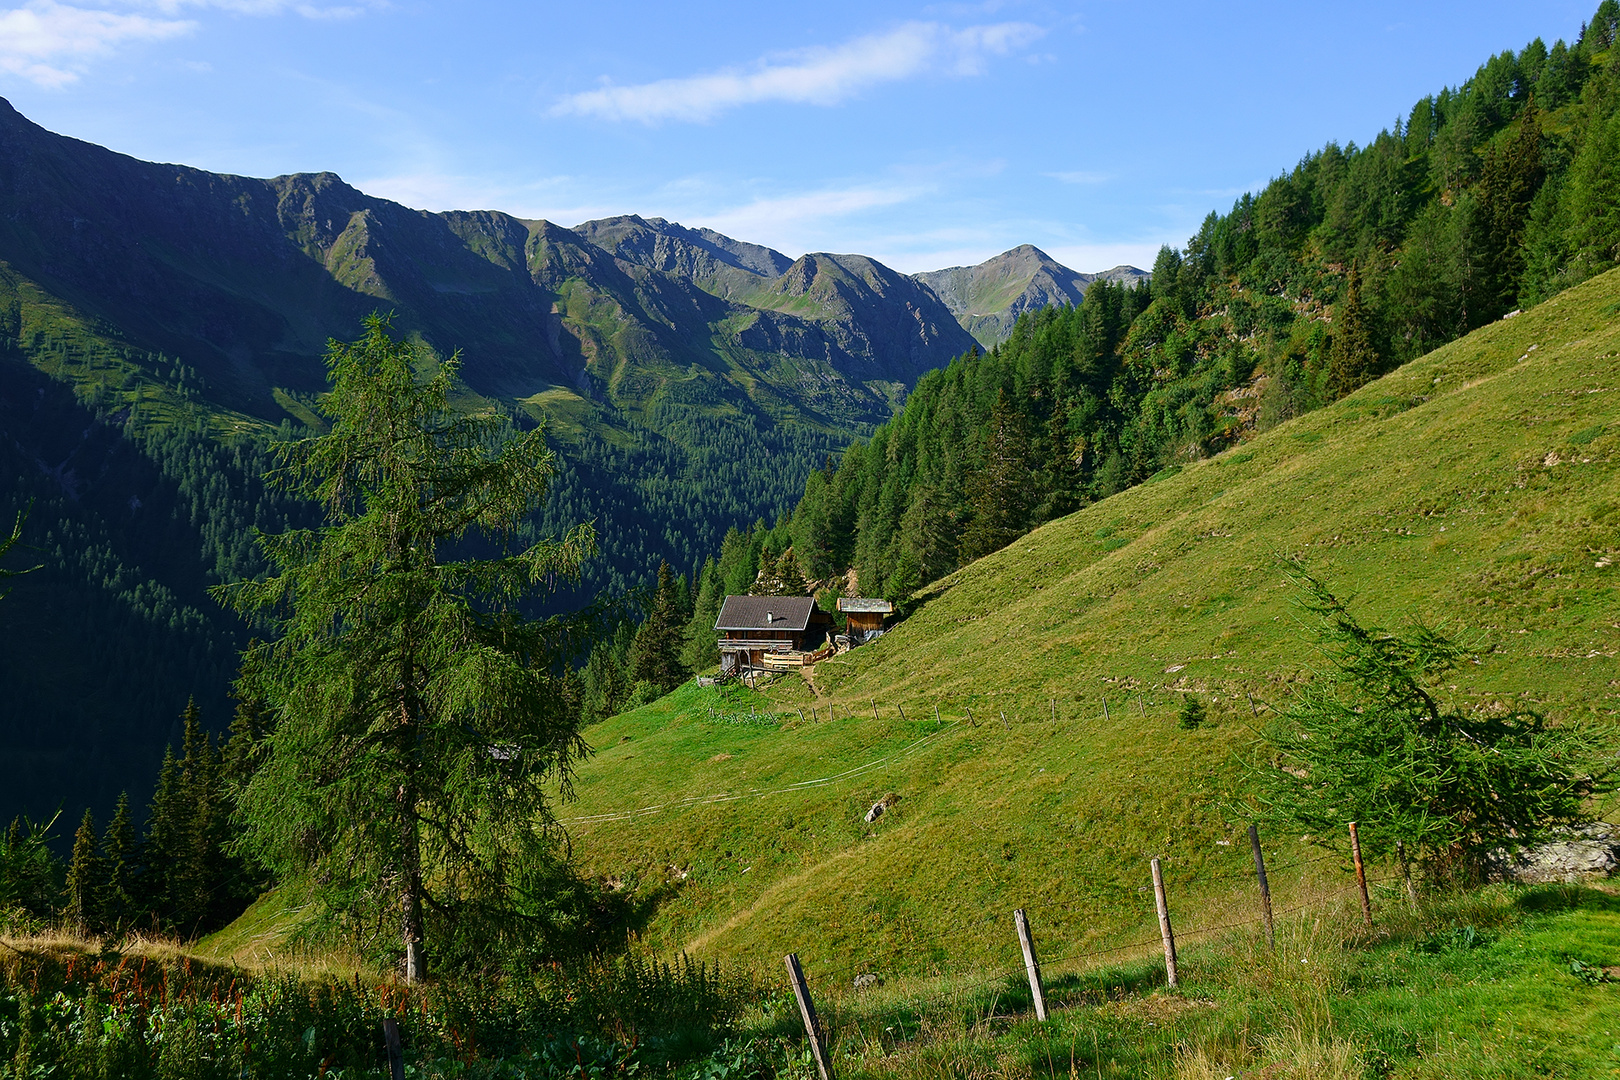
[[915, 245, 1150, 347], [554, 266, 1620, 983]]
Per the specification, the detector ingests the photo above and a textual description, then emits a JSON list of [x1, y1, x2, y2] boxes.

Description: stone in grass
[[853, 973, 882, 989], [1178, 696, 1206, 730], [864, 793, 902, 823], [1486, 822, 1620, 883]]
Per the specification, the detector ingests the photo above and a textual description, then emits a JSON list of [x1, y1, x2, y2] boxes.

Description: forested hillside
[[764, 3, 1620, 602]]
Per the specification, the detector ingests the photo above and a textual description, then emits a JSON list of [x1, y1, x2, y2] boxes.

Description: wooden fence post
[[871, 698, 879, 721], [1000, 711, 1009, 730], [1013, 908, 1048, 1021], [798, 708, 806, 723], [1349, 822, 1373, 928], [935, 704, 941, 724], [1248, 824, 1275, 950], [967, 706, 976, 727], [1151, 857, 1179, 989], [382, 1018, 405, 1080], [898, 704, 907, 722], [1246, 691, 1259, 717], [1137, 694, 1146, 718], [1102, 696, 1110, 722], [785, 953, 836, 1080]]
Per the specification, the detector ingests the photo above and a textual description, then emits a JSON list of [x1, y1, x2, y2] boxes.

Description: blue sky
[[0, 0, 1598, 273]]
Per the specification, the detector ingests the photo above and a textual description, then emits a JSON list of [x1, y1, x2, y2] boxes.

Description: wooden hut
[[837, 597, 893, 646], [714, 596, 831, 676]]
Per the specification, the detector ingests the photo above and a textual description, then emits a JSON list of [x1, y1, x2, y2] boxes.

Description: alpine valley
[[0, 97, 1140, 825]]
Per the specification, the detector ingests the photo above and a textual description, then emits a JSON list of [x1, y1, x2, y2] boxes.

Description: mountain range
[[0, 97, 1138, 827]]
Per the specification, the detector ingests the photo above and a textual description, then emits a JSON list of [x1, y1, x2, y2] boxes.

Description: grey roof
[[836, 597, 893, 613], [715, 595, 817, 631]]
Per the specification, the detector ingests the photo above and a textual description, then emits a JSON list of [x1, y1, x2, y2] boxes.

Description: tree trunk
[[399, 775, 426, 983]]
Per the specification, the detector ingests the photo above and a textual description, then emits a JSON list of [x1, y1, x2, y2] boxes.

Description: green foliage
[[628, 562, 693, 695], [1178, 697, 1207, 731], [216, 316, 599, 979], [63, 810, 101, 936], [0, 946, 751, 1079], [1250, 569, 1616, 873], [0, 813, 61, 926]]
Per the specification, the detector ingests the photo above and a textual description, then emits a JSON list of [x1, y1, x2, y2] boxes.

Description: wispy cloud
[[0, 2, 192, 87], [1045, 170, 1109, 184], [696, 184, 925, 241], [551, 20, 1044, 124], [0, 0, 370, 87]]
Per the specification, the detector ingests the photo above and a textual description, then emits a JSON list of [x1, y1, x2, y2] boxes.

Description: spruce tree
[[173, 703, 223, 932], [215, 315, 596, 982], [64, 809, 103, 935], [680, 557, 722, 674], [629, 561, 690, 692], [1327, 262, 1379, 398], [100, 793, 139, 932], [142, 746, 184, 925], [960, 389, 1034, 561]]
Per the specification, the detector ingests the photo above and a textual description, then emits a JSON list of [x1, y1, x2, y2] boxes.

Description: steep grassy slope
[[562, 267, 1620, 986]]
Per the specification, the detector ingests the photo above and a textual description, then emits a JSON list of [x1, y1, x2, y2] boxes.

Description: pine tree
[[100, 793, 139, 932], [1327, 262, 1380, 397], [64, 809, 103, 935]]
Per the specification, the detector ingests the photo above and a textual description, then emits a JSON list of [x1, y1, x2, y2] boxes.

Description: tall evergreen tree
[[64, 809, 103, 935], [627, 561, 689, 692], [216, 316, 596, 982], [681, 557, 722, 674], [1328, 262, 1380, 397], [141, 745, 184, 924], [100, 793, 139, 932], [960, 389, 1034, 561]]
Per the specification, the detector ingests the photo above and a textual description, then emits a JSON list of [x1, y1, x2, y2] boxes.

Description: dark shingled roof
[[715, 595, 817, 631]]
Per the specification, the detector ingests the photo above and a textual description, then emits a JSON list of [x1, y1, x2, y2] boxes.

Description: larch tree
[[1249, 568, 1615, 886], [215, 315, 596, 982]]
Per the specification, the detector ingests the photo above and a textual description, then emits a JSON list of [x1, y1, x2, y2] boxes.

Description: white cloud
[[1045, 170, 1110, 185], [551, 20, 1044, 124], [0, 0, 369, 88], [0, 2, 192, 87], [694, 184, 925, 243]]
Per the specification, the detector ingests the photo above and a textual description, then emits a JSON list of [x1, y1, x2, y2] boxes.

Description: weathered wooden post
[[871, 698, 879, 721], [785, 953, 835, 1080], [1102, 696, 1110, 722], [382, 1018, 405, 1080], [798, 708, 806, 723], [1013, 908, 1048, 1021], [1151, 856, 1179, 988], [935, 704, 941, 724], [1248, 824, 1275, 950], [966, 706, 975, 726], [1137, 694, 1146, 718], [898, 703, 907, 722], [1349, 822, 1373, 928], [1246, 691, 1259, 717], [1000, 711, 1009, 730]]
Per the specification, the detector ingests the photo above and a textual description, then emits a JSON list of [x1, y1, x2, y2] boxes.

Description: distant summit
[[913, 245, 1149, 347]]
